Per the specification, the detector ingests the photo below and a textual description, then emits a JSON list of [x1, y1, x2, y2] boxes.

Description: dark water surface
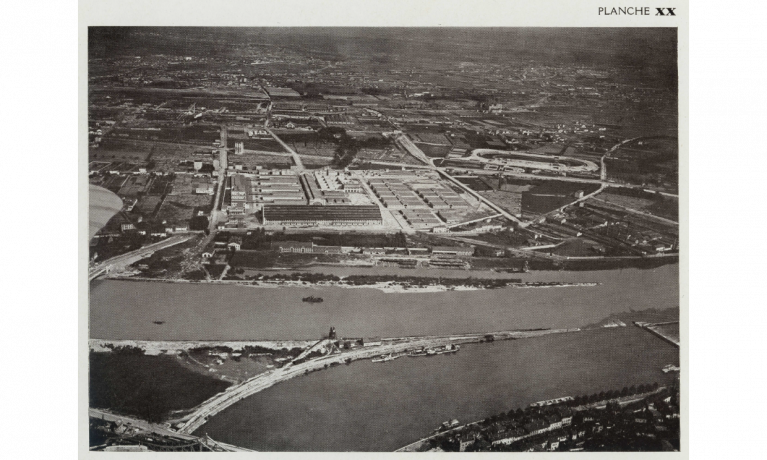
[[200, 327, 679, 451]]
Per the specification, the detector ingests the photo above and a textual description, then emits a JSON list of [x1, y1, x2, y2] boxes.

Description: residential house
[[545, 414, 563, 429], [458, 432, 476, 452], [549, 437, 560, 451], [273, 241, 314, 253], [490, 428, 526, 446], [523, 419, 549, 436], [228, 236, 243, 251]]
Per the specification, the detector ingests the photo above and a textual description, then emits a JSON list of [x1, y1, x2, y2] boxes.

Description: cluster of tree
[[239, 345, 304, 359], [102, 344, 146, 355], [188, 345, 234, 355], [239, 230, 409, 251], [360, 86, 386, 96], [315, 127, 395, 168], [332, 136, 360, 168], [570, 382, 660, 406], [474, 382, 664, 429], [184, 269, 207, 281], [340, 274, 521, 288], [251, 272, 342, 283], [291, 349, 325, 365], [189, 215, 209, 231], [89, 351, 231, 423]]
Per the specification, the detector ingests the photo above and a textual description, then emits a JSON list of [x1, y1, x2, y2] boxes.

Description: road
[[89, 235, 193, 281], [265, 127, 304, 170], [365, 160, 431, 169], [538, 183, 607, 221], [395, 133, 432, 165], [88, 408, 253, 452], [447, 213, 503, 229], [208, 126, 228, 233]]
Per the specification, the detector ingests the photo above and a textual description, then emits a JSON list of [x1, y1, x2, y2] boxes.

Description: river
[[200, 327, 679, 451], [89, 264, 678, 341]]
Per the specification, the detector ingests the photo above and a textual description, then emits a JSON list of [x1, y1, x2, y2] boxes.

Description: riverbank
[[396, 386, 673, 452], [103, 274, 599, 293], [89, 339, 317, 356]]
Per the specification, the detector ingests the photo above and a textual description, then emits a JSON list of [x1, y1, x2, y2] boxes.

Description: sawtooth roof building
[[262, 205, 383, 227]]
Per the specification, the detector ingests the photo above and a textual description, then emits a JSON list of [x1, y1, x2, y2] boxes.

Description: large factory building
[[262, 205, 383, 227]]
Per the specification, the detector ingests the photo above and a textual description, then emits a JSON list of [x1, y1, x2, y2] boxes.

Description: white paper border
[[78, 1, 689, 459]]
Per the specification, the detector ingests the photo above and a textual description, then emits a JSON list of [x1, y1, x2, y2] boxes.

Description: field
[[147, 176, 173, 195], [95, 174, 131, 194], [356, 147, 416, 163], [299, 155, 336, 168], [109, 124, 221, 145], [547, 238, 605, 257], [132, 235, 208, 278], [157, 194, 213, 225], [595, 189, 679, 222], [606, 136, 678, 191], [456, 177, 493, 191], [478, 190, 522, 217], [467, 229, 530, 248], [89, 351, 231, 422], [117, 175, 154, 197], [89, 139, 153, 164], [522, 181, 601, 215], [416, 143, 452, 158], [228, 250, 279, 269], [227, 251, 356, 269], [233, 138, 285, 152], [134, 196, 163, 216], [290, 141, 337, 158], [595, 192, 655, 210]]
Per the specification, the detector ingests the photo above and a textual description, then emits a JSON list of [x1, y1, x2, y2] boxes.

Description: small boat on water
[[302, 296, 324, 303], [662, 364, 680, 373], [372, 354, 395, 363], [152, 321, 165, 325], [408, 347, 438, 357], [435, 344, 460, 355]]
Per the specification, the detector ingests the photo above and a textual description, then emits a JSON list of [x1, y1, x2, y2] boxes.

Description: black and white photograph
[[83, 4, 686, 454]]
